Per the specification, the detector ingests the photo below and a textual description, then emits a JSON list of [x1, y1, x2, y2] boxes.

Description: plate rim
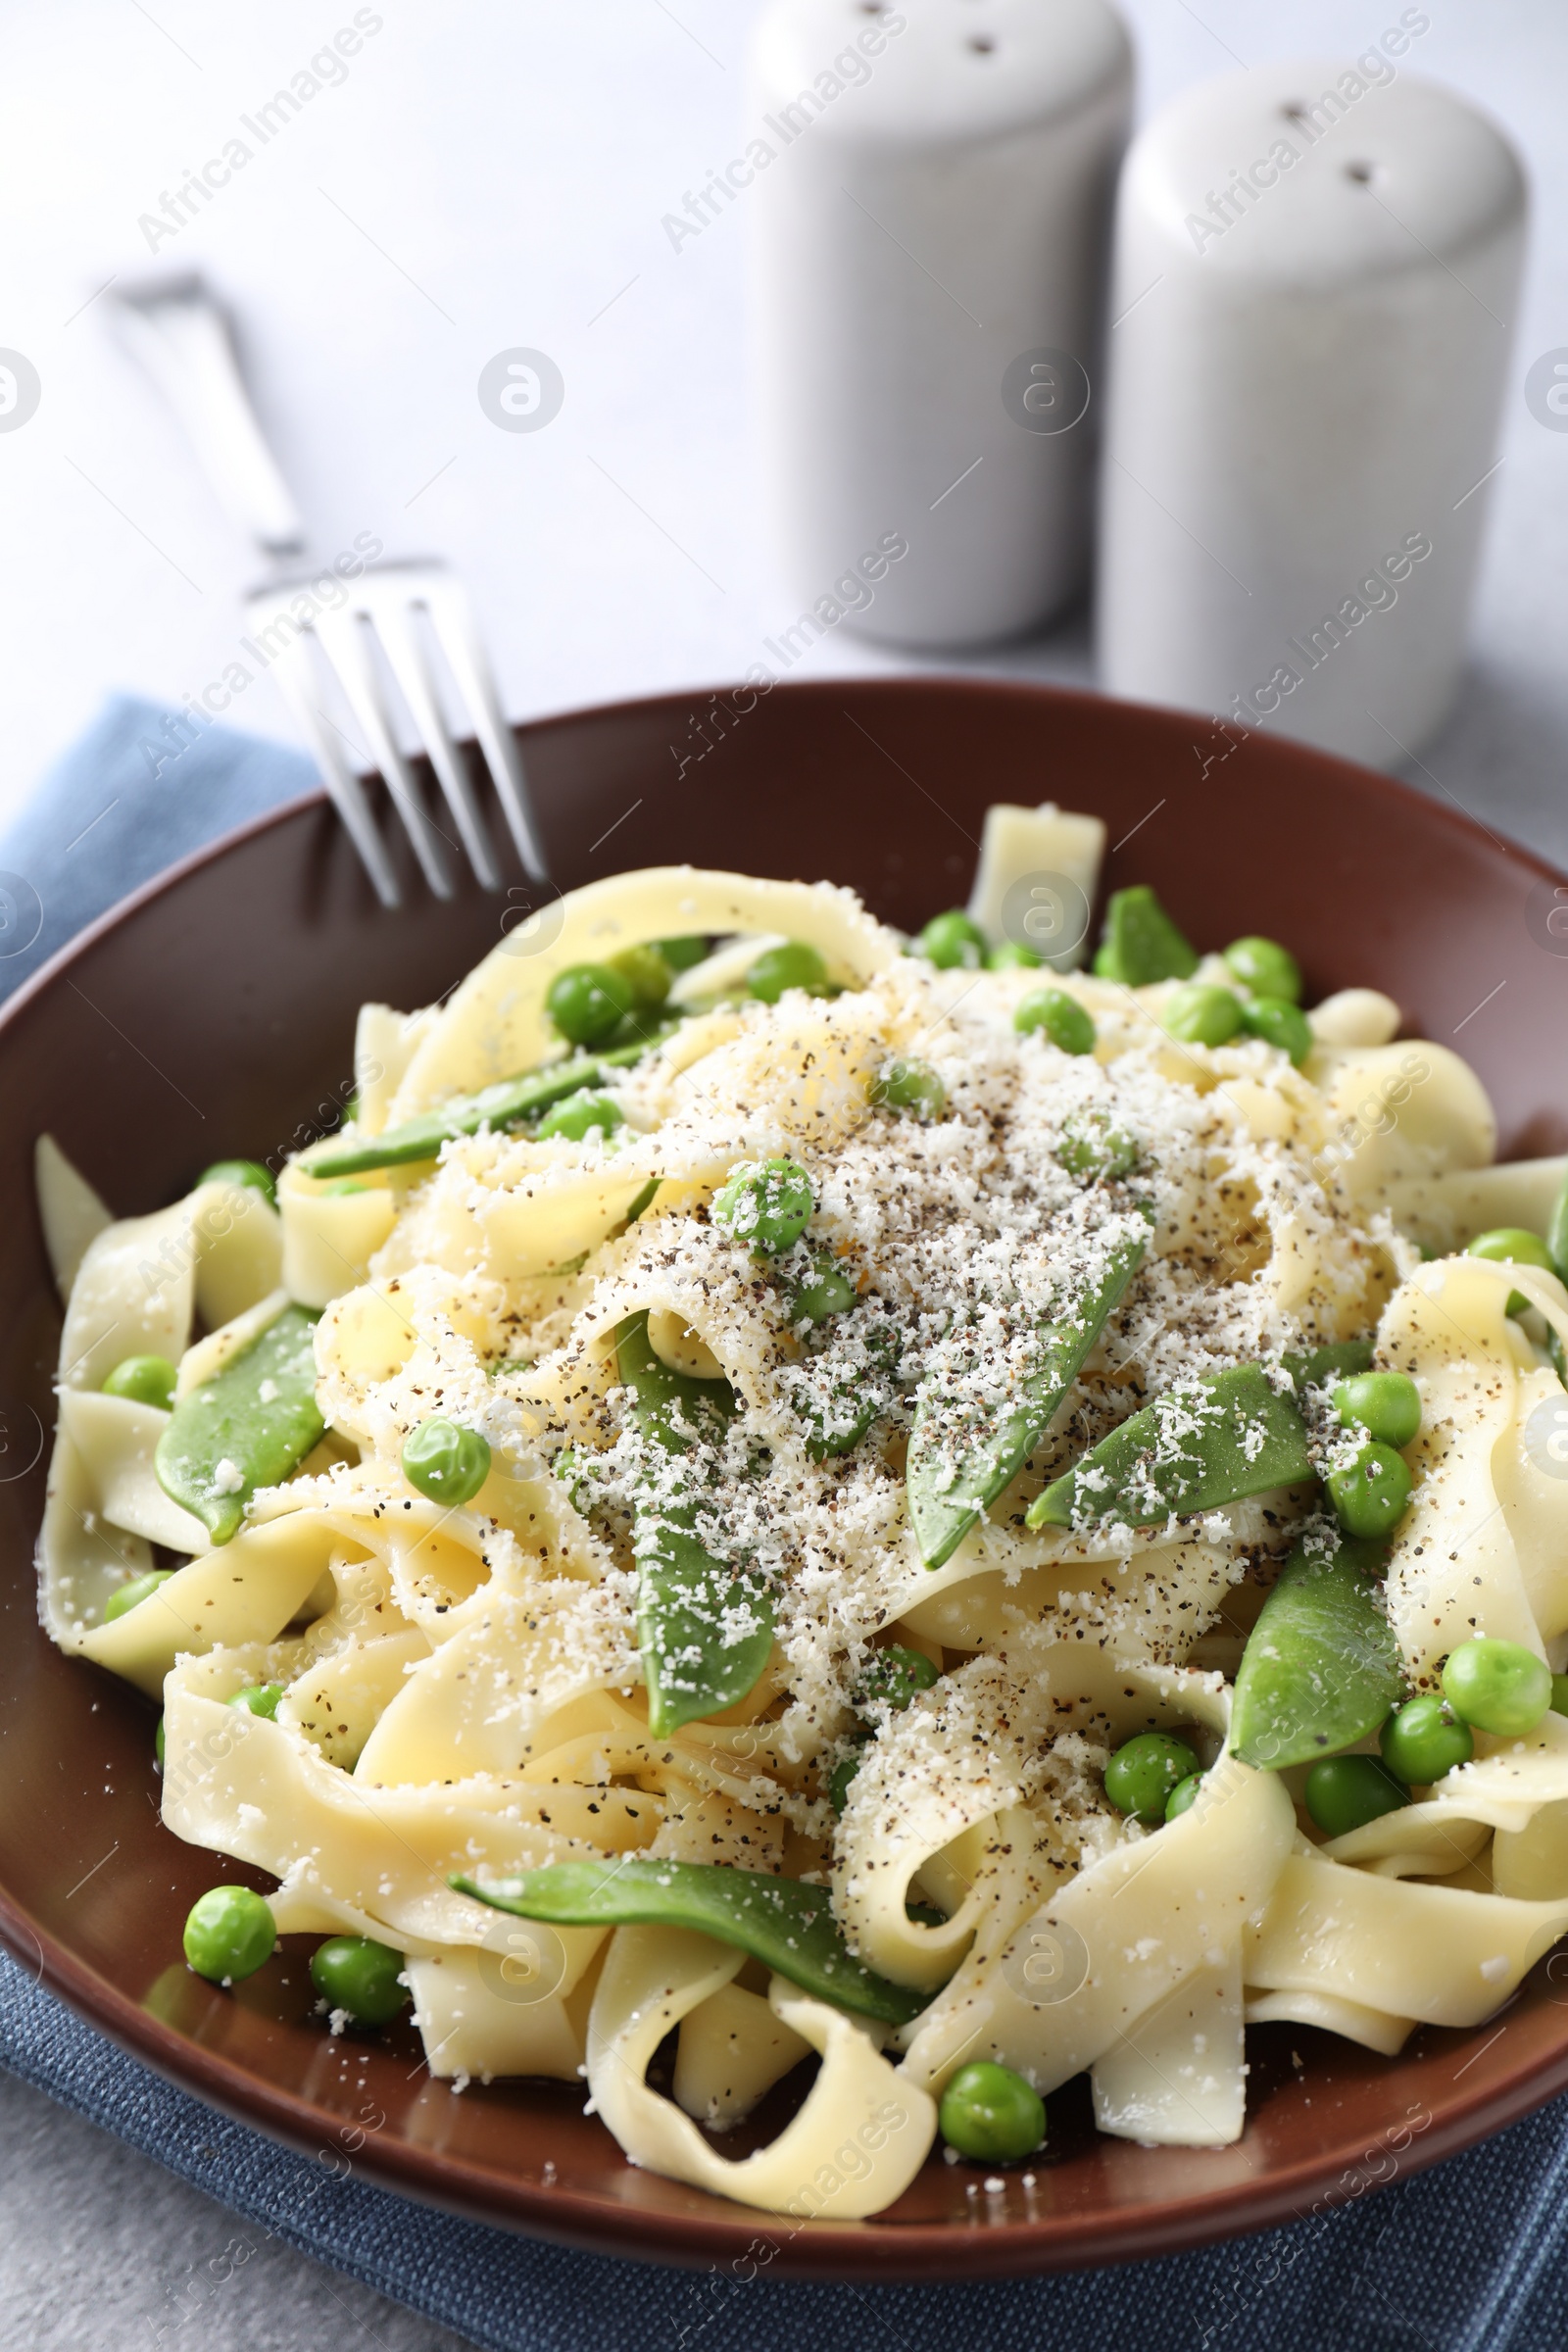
[[3, 672, 1564, 2280], [7, 1875, 1568, 2280]]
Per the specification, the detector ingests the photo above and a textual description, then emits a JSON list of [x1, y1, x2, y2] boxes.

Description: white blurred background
[[2, 0, 1566, 850]]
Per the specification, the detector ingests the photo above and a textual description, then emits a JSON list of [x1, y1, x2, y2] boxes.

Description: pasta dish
[[34, 802, 1568, 2222]]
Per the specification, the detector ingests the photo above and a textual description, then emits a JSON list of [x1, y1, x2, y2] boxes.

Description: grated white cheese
[[303, 919, 1397, 1921]]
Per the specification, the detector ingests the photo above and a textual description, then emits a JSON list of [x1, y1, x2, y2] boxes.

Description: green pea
[[1015, 988, 1096, 1055], [1465, 1227, 1554, 1317], [1224, 936, 1302, 1004], [938, 2061, 1045, 2162], [1466, 1226, 1553, 1273], [748, 940, 828, 1004], [229, 1682, 284, 1721], [1379, 1695, 1473, 1785], [1553, 1673, 1568, 1720], [155, 1714, 165, 1771], [546, 962, 636, 1048], [656, 935, 710, 975], [102, 1354, 178, 1411], [857, 1646, 939, 1715], [1056, 1111, 1140, 1180], [1103, 1732, 1200, 1825], [104, 1569, 172, 1622], [712, 1157, 813, 1254], [196, 1158, 277, 1207], [535, 1090, 624, 1144], [987, 940, 1041, 970], [1304, 1755, 1409, 1838], [1328, 1442, 1412, 1540], [918, 909, 986, 970], [869, 1058, 947, 1120], [1164, 1771, 1202, 1821], [791, 1254, 858, 1324], [1162, 983, 1244, 1049], [401, 1418, 492, 1506], [309, 1935, 410, 2028], [1335, 1372, 1421, 1450], [183, 1886, 276, 1984], [606, 1004, 672, 1050], [608, 944, 671, 1008], [1239, 996, 1312, 1066], [828, 1747, 864, 1813], [1442, 1638, 1552, 1737]]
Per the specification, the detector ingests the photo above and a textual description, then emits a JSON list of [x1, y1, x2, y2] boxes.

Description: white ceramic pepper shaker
[[748, 0, 1132, 650], [1096, 49, 1527, 766]]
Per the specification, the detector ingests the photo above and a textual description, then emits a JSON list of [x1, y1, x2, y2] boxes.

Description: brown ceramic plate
[[2, 677, 1567, 2281]]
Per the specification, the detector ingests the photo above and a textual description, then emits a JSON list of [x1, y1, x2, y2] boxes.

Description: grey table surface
[[0, 2072, 471, 2352], [4, 0, 1568, 2345]]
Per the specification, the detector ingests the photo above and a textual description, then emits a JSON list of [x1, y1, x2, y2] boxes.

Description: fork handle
[[113, 279, 306, 556]]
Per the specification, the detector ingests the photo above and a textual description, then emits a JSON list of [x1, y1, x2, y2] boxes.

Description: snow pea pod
[[155, 1303, 323, 1544], [1027, 1363, 1314, 1531], [306, 1026, 677, 1177], [909, 1230, 1146, 1569], [1229, 1540, 1398, 1769], [1281, 1340, 1373, 1393], [452, 1857, 931, 2026], [801, 1375, 879, 1462], [1548, 1169, 1568, 1286], [795, 1311, 899, 1462], [1539, 1178, 1568, 1385], [616, 1312, 774, 1737], [1092, 886, 1198, 986]]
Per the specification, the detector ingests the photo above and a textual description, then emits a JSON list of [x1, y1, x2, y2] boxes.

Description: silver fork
[[110, 275, 548, 907]]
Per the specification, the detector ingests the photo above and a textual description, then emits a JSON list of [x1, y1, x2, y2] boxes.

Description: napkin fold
[[0, 694, 316, 1004], [1, 696, 1565, 2352]]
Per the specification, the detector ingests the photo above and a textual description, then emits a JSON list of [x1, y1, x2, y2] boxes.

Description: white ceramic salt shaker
[[1097, 54, 1527, 766], [748, 0, 1132, 650]]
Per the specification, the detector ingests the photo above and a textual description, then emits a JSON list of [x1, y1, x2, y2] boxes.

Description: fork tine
[[259, 628, 403, 908], [313, 607, 454, 900], [370, 596, 503, 891], [421, 574, 550, 880]]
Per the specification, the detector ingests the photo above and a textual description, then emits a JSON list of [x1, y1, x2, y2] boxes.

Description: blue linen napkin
[[0, 695, 317, 1002], [1, 695, 1565, 2352]]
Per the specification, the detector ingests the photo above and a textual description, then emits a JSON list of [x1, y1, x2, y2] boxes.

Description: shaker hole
[[1346, 161, 1379, 185], [968, 33, 996, 51]]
